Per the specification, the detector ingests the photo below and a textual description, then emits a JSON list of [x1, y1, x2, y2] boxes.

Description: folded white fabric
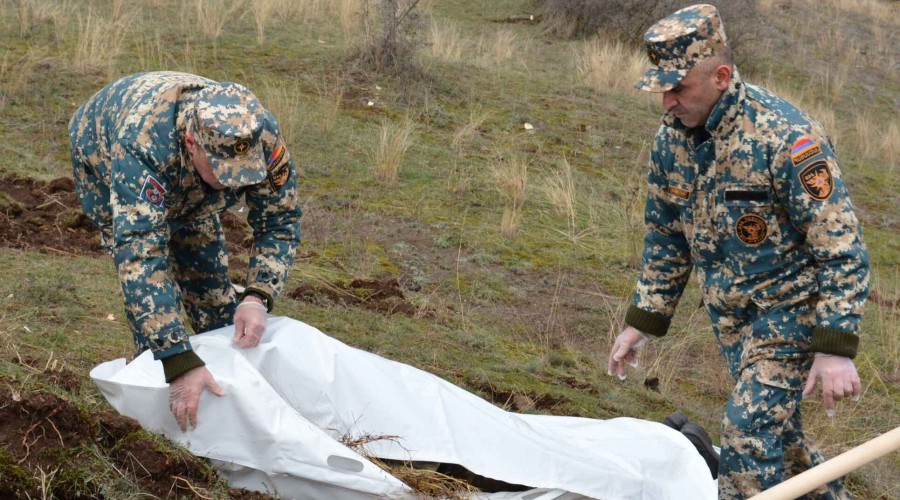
[[91, 316, 717, 500]]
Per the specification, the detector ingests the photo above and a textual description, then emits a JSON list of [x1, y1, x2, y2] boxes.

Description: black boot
[[662, 410, 689, 431], [680, 421, 720, 479]]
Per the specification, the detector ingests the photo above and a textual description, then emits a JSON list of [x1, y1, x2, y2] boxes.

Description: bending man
[[70, 71, 302, 432]]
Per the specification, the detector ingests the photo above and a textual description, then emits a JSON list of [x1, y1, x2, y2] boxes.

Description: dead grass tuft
[[541, 156, 578, 238], [194, 0, 244, 43], [429, 17, 463, 62], [340, 433, 479, 498], [575, 38, 648, 95], [249, 0, 277, 45], [451, 107, 489, 152], [491, 153, 529, 238], [375, 116, 416, 183], [73, 8, 133, 75]]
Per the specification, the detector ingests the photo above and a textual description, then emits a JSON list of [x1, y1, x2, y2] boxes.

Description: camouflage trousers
[[72, 152, 237, 351], [709, 292, 853, 499], [718, 362, 852, 499]]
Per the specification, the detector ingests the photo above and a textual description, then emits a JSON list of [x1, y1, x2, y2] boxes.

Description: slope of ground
[[0, 0, 897, 498]]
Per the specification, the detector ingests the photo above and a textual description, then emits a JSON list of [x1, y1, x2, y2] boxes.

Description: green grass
[[0, 0, 897, 497]]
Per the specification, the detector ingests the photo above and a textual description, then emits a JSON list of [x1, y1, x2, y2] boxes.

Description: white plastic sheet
[[91, 316, 717, 500]]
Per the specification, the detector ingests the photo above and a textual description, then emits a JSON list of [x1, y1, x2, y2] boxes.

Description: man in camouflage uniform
[[69, 71, 302, 432], [606, 5, 869, 498]]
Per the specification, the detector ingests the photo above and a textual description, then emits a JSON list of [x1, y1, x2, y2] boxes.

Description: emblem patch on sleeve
[[791, 137, 822, 166], [266, 141, 291, 190], [667, 185, 691, 200], [798, 161, 833, 201], [735, 214, 768, 245], [139, 175, 166, 207]]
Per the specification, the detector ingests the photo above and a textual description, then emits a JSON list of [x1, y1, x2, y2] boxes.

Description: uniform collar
[[664, 68, 745, 144], [703, 68, 744, 139]]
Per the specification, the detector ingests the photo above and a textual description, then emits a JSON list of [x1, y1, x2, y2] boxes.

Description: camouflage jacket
[[625, 72, 869, 359], [69, 72, 301, 363]]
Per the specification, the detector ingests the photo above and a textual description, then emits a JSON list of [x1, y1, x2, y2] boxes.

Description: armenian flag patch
[[798, 161, 833, 201], [140, 175, 166, 207], [266, 142, 291, 190], [791, 137, 822, 166]]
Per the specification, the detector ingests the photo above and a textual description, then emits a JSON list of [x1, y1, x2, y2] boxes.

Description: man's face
[[187, 137, 227, 190], [662, 64, 723, 129]]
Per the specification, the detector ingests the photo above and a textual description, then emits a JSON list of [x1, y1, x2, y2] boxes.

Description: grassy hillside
[[0, 0, 897, 497]]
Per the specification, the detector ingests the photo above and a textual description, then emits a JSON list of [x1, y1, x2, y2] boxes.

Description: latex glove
[[168, 366, 225, 432], [802, 353, 861, 417], [233, 297, 268, 348], [608, 326, 651, 380]]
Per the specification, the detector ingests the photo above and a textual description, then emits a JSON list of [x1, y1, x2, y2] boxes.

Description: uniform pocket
[[718, 184, 783, 275]]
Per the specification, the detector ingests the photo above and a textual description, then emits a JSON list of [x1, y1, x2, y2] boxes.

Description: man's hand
[[608, 326, 650, 380], [803, 354, 861, 417], [233, 296, 267, 348], [168, 366, 225, 432]]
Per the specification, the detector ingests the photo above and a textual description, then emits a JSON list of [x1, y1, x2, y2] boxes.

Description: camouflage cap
[[634, 4, 729, 92], [193, 82, 267, 188]]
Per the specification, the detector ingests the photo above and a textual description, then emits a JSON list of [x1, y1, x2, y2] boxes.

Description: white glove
[[607, 326, 651, 380]]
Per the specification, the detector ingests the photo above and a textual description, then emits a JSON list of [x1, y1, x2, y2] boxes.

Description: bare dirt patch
[[0, 175, 254, 259], [287, 277, 424, 317], [0, 176, 102, 257], [0, 375, 273, 499]]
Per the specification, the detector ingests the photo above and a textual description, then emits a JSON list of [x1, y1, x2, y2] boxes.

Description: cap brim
[[634, 67, 688, 93], [209, 142, 267, 188]]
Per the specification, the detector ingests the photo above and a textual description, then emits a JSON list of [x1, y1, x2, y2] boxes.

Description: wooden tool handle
[[749, 425, 900, 500]]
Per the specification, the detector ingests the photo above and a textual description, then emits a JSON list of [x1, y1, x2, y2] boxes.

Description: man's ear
[[713, 64, 732, 91]]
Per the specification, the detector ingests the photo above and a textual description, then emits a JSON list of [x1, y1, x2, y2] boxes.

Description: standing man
[[607, 5, 868, 498], [70, 72, 302, 432]]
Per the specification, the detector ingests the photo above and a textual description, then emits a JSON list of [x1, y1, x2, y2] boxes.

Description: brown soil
[[287, 277, 424, 317], [0, 374, 273, 499], [0, 175, 253, 258], [471, 381, 571, 412], [0, 175, 103, 257]]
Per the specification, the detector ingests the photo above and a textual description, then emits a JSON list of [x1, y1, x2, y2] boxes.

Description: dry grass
[[313, 78, 344, 134], [475, 28, 529, 70], [451, 107, 489, 152], [339, 433, 479, 499], [0, 46, 52, 101], [588, 145, 649, 265], [375, 116, 416, 183], [256, 80, 305, 150], [11, 0, 71, 37], [575, 38, 649, 95], [336, 0, 362, 35], [883, 122, 900, 174], [491, 153, 529, 238], [273, 0, 361, 33], [429, 18, 463, 62], [249, 0, 277, 45], [194, 0, 244, 42], [541, 156, 578, 238], [819, 0, 900, 20], [73, 9, 133, 75]]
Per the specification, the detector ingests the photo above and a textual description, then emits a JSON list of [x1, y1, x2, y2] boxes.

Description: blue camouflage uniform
[[628, 5, 868, 499], [69, 71, 302, 383]]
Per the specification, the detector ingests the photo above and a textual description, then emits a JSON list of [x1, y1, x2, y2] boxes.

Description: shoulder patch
[[140, 175, 166, 207], [735, 214, 768, 245], [798, 161, 833, 201], [266, 142, 291, 191], [791, 137, 822, 166]]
